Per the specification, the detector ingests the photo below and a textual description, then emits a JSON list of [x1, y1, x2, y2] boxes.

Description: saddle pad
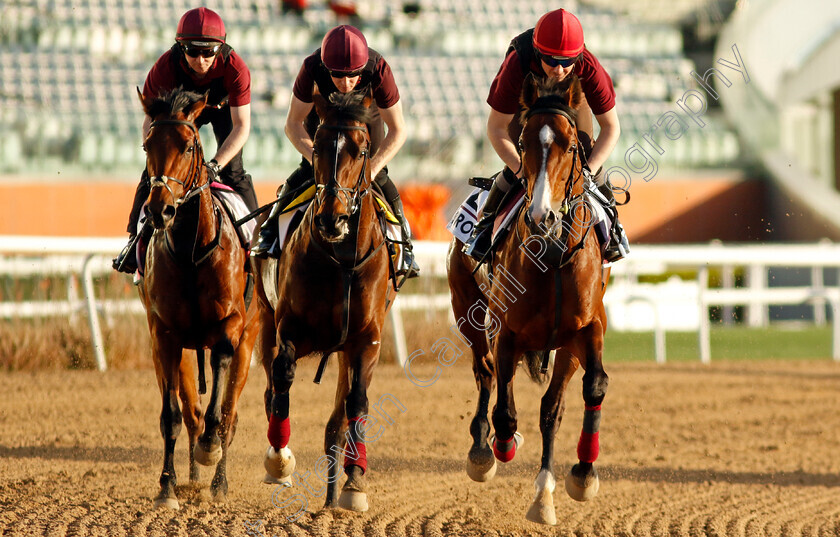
[[446, 188, 526, 244], [276, 203, 308, 251], [210, 182, 256, 249], [447, 187, 489, 243]]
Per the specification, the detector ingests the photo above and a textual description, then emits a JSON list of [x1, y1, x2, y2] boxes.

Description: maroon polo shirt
[[143, 47, 251, 107], [487, 47, 615, 116], [292, 49, 399, 109]]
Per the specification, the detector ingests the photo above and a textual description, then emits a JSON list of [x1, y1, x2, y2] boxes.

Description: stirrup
[[113, 237, 138, 274]]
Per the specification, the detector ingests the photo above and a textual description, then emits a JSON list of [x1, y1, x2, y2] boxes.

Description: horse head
[[311, 89, 373, 242], [518, 74, 584, 227], [138, 88, 209, 230]]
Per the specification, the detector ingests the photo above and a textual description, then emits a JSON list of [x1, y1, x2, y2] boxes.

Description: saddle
[[267, 180, 406, 283]]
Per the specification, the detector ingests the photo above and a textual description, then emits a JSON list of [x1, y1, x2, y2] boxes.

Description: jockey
[[251, 25, 420, 278], [113, 7, 258, 274], [464, 8, 630, 263]]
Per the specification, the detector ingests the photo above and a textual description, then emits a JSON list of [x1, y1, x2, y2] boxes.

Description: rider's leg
[[577, 131, 629, 263], [463, 166, 518, 261], [252, 159, 314, 259], [113, 170, 152, 273], [374, 168, 420, 278]]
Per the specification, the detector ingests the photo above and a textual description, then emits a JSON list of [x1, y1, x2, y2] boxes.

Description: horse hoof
[[525, 488, 556, 525], [264, 446, 296, 479], [153, 496, 180, 510], [565, 466, 600, 502], [194, 442, 222, 466], [466, 446, 497, 482], [337, 489, 368, 512], [263, 472, 293, 486]]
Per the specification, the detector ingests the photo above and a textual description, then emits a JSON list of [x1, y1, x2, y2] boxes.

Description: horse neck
[[168, 179, 217, 251]]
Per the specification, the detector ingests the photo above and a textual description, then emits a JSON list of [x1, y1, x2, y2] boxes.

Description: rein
[[308, 121, 386, 384], [147, 117, 221, 266]]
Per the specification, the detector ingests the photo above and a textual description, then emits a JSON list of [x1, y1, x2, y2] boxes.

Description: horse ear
[[137, 87, 151, 116], [312, 87, 328, 120], [362, 86, 373, 108], [520, 73, 539, 110], [566, 76, 583, 111], [184, 91, 209, 122]]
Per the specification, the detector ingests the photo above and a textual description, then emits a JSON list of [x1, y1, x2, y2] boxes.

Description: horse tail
[[522, 351, 550, 385]]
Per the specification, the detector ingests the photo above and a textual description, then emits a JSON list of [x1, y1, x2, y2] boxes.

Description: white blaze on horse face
[[529, 124, 555, 222]]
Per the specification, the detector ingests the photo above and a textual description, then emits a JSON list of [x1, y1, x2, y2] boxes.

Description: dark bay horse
[[252, 90, 394, 512], [447, 75, 610, 525], [138, 88, 260, 509]]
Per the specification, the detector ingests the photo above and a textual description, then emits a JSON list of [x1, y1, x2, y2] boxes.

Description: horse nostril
[[162, 205, 176, 221]]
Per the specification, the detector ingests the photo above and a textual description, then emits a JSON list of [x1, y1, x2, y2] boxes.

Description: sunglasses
[[182, 43, 221, 58], [328, 68, 363, 79], [537, 51, 578, 68]]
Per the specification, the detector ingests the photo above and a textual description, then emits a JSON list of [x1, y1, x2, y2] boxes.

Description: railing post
[[389, 299, 408, 367], [747, 263, 767, 327], [82, 254, 108, 372], [698, 266, 711, 364], [626, 295, 666, 364]]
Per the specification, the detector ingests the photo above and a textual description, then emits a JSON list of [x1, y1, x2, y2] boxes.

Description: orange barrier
[[399, 183, 451, 241]]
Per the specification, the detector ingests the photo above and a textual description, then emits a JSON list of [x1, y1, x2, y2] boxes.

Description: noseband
[[315, 123, 371, 215], [146, 118, 208, 205]]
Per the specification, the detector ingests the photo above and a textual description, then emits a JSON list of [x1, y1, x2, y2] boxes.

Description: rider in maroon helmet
[[464, 8, 629, 263], [113, 7, 258, 274], [252, 25, 419, 278]]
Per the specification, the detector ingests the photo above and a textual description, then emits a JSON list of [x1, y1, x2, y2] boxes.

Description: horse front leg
[[491, 328, 522, 464], [465, 328, 496, 482], [178, 349, 204, 483], [565, 322, 608, 502], [211, 316, 259, 500], [195, 339, 234, 469], [337, 344, 378, 512], [324, 351, 350, 508], [526, 349, 578, 525], [153, 335, 183, 509], [264, 340, 297, 483]]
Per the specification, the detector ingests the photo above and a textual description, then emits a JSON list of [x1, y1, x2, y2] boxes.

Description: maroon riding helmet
[[321, 25, 368, 74], [176, 7, 226, 44], [533, 8, 584, 58]]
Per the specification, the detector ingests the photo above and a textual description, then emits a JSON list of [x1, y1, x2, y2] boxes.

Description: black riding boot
[[113, 173, 151, 273], [389, 196, 420, 278], [463, 180, 507, 261], [252, 161, 313, 259], [593, 182, 630, 263]]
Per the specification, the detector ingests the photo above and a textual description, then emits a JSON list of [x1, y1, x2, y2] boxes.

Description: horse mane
[[519, 75, 581, 126], [147, 87, 205, 119], [324, 91, 373, 125]]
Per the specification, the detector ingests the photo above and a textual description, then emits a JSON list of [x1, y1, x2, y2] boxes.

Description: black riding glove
[[206, 159, 222, 182]]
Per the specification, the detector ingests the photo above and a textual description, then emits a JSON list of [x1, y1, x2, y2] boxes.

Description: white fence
[[3, 237, 840, 369]]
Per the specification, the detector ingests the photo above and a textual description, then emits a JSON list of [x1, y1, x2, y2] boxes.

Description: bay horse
[[447, 75, 610, 525], [138, 88, 260, 509], [252, 90, 394, 512]]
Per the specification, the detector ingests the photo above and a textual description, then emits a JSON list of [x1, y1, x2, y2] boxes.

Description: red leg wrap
[[577, 431, 600, 463], [344, 418, 368, 473], [267, 416, 290, 450], [492, 435, 517, 463]]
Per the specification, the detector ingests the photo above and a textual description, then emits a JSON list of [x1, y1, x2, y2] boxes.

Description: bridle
[[146, 118, 209, 205], [145, 117, 221, 265], [313, 122, 371, 215], [520, 105, 583, 221]]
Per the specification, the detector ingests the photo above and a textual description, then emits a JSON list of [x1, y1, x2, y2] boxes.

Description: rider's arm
[[370, 100, 407, 178], [487, 107, 522, 178], [285, 95, 315, 164], [587, 106, 620, 176], [211, 104, 250, 169]]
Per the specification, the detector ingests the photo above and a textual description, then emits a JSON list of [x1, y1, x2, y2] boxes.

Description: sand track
[[1, 360, 839, 536]]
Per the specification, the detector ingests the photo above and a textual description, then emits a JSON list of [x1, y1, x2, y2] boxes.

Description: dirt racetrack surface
[[1, 359, 839, 536]]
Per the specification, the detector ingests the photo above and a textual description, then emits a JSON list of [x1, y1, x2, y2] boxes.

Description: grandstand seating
[[0, 0, 741, 178]]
